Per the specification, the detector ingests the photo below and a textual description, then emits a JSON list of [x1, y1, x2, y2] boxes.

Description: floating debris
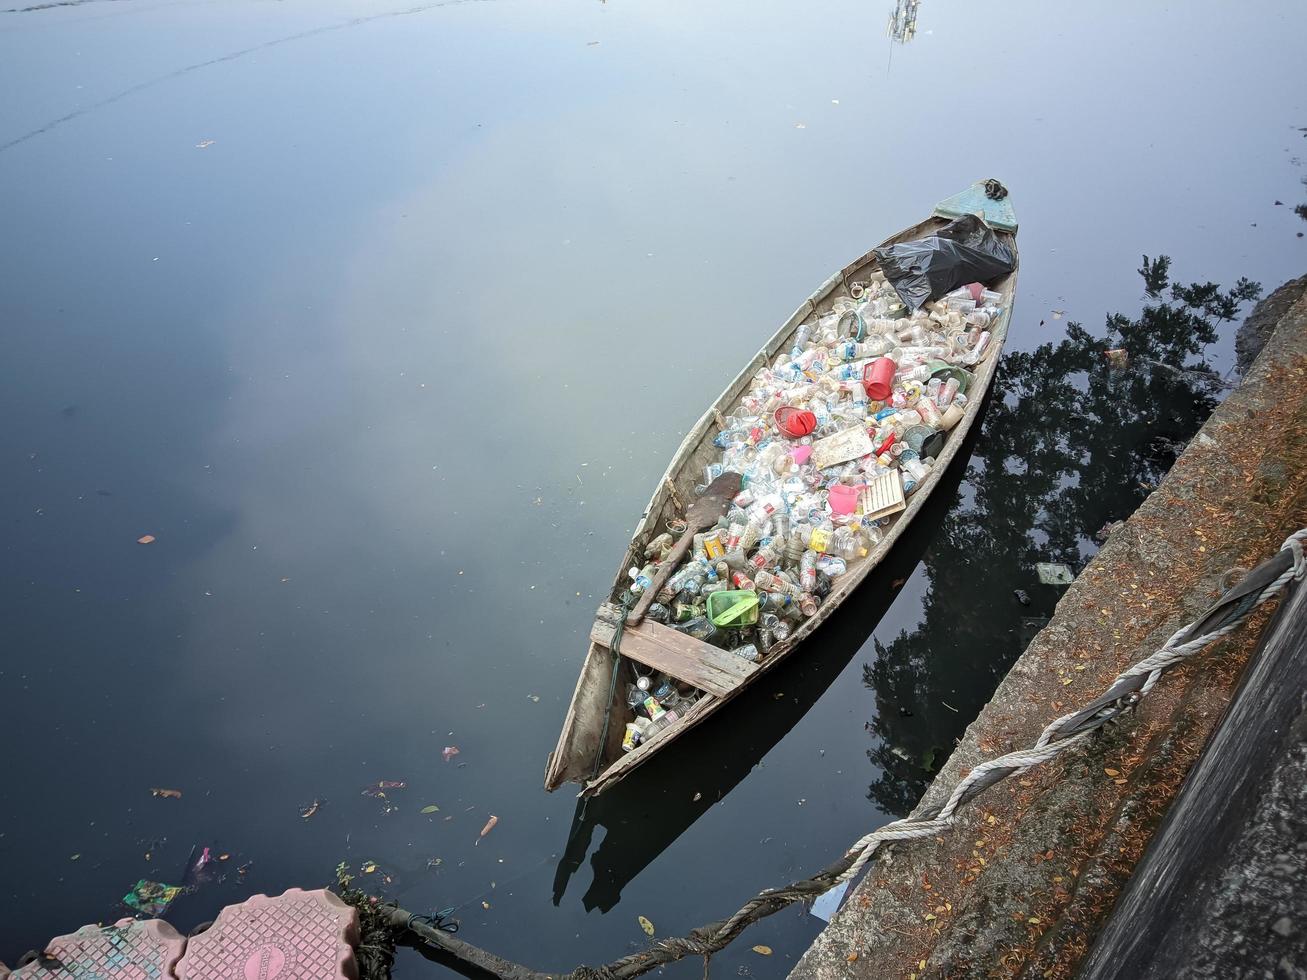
[[123, 879, 182, 916], [1036, 562, 1075, 586]]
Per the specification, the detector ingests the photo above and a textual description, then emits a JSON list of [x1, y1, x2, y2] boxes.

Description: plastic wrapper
[[873, 214, 1015, 311]]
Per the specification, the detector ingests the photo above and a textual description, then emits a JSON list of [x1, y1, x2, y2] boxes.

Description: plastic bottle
[[755, 570, 801, 598], [829, 525, 868, 560], [784, 527, 807, 568], [848, 380, 869, 413], [725, 522, 747, 551], [732, 643, 761, 663], [789, 322, 812, 358], [672, 600, 704, 623], [808, 517, 835, 554], [628, 563, 657, 595], [938, 377, 960, 408], [762, 612, 793, 643], [644, 533, 674, 561], [815, 554, 848, 577], [731, 570, 757, 591], [799, 550, 818, 591]]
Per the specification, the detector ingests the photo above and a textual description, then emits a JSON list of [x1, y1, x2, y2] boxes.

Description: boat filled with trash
[[546, 183, 1019, 797]]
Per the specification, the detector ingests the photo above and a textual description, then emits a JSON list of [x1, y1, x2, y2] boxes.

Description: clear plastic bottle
[[644, 533, 674, 561], [849, 380, 869, 413], [938, 377, 960, 407], [808, 517, 835, 554], [755, 570, 801, 598], [789, 323, 813, 358], [829, 525, 868, 560], [762, 612, 793, 643], [799, 550, 818, 591], [784, 527, 807, 568], [628, 563, 657, 595], [815, 554, 848, 577]]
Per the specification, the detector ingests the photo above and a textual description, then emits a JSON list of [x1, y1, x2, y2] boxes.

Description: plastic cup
[[828, 483, 863, 516]]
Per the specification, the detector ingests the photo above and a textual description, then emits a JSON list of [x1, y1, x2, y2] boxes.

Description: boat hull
[[546, 186, 1019, 797]]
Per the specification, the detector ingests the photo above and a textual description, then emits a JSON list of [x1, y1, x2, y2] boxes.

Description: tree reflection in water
[[863, 259, 1262, 816]]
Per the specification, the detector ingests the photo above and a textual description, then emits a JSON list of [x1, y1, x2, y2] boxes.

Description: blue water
[[2, 0, 1304, 974]]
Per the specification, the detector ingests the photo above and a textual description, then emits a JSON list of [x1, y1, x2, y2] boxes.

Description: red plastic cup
[[863, 357, 896, 401]]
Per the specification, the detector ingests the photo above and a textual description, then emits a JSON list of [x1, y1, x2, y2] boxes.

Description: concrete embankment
[[791, 277, 1307, 980]]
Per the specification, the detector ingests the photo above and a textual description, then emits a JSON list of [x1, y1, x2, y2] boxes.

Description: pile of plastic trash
[[618, 255, 1010, 753]]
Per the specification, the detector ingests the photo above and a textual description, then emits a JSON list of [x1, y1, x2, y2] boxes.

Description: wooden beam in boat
[[590, 604, 756, 698]]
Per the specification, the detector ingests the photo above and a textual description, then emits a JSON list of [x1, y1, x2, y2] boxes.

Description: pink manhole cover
[[177, 888, 359, 980], [9, 918, 185, 979]]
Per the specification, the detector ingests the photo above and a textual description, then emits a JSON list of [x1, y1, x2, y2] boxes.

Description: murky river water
[[2, 0, 1304, 974]]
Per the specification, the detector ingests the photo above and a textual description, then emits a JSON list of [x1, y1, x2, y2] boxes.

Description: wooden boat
[[545, 182, 1018, 797]]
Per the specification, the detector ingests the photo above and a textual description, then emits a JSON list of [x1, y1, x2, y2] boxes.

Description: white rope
[[833, 527, 1307, 886]]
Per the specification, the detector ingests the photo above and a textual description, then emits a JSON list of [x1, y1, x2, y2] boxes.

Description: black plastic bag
[[873, 214, 1015, 311]]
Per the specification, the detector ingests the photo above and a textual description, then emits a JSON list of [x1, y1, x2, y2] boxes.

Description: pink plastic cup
[[828, 483, 864, 516]]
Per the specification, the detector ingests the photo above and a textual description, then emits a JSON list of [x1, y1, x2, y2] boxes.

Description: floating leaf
[[137, 534, 156, 545], [150, 788, 182, 799], [752, 945, 773, 956], [361, 861, 378, 874], [479, 815, 498, 838], [299, 799, 322, 819], [420, 805, 440, 814], [442, 746, 460, 763], [638, 915, 655, 936]]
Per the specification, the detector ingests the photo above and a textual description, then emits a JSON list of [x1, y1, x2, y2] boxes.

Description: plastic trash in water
[[810, 880, 851, 923], [123, 879, 183, 916], [1036, 562, 1075, 585]]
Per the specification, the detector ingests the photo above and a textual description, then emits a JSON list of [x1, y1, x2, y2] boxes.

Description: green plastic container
[[926, 361, 973, 394], [707, 590, 759, 628]]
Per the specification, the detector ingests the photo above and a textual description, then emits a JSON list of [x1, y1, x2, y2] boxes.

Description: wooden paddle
[[626, 471, 742, 626]]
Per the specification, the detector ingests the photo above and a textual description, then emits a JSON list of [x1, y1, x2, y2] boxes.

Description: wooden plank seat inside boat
[[589, 601, 756, 698]]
